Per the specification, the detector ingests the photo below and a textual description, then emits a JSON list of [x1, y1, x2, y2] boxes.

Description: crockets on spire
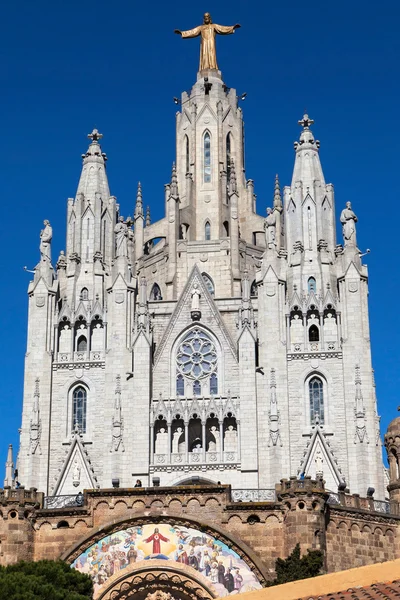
[[77, 128, 110, 200], [229, 158, 237, 195], [145, 206, 151, 227], [273, 174, 282, 210], [135, 182, 143, 219], [170, 162, 179, 199], [291, 113, 325, 189]]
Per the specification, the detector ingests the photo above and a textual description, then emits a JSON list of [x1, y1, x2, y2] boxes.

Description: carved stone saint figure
[[175, 13, 241, 71], [114, 216, 128, 258], [40, 220, 53, 262], [72, 459, 81, 487], [264, 207, 276, 248], [340, 201, 358, 246], [191, 283, 201, 312]]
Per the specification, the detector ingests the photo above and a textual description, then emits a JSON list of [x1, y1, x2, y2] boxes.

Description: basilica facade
[[16, 36, 386, 503]]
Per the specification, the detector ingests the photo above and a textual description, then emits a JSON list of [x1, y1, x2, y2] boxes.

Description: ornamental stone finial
[[298, 114, 314, 129], [88, 128, 103, 142]]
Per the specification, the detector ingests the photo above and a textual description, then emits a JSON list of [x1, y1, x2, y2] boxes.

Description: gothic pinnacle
[[170, 162, 179, 198], [273, 174, 282, 210], [135, 182, 143, 218], [229, 158, 237, 195]]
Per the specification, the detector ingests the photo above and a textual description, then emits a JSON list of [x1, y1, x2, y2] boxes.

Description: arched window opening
[[308, 277, 317, 294], [226, 133, 232, 202], [223, 221, 229, 237], [77, 335, 87, 352], [154, 418, 168, 455], [188, 417, 202, 452], [250, 280, 258, 297], [80, 288, 89, 301], [390, 449, 399, 481], [226, 133, 232, 176], [309, 377, 324, 425], [202, 273, 215, 296], [73, 386, 87, 433], [176, 374, 185, 397], [205, 221, 211, 241], [171, 418, 185, 454], [309, 325, 319, 342], [150, 283, 162, 301], [185, 135, 190, 174], [204, 132, 211, 183], [210, 373, 218, 395], [193, 380, 201, 396]]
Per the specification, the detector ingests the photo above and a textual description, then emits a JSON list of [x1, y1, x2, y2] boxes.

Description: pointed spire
[[229, 158, 237, 195], [273, 174, 282, 210], [77, 129, 110, 200], [291, 113, 324, 189], [4, 444, 14, 488], [145, 206, 151, 227], [170, 162, 179, 199], [135, 182, 143, 219]]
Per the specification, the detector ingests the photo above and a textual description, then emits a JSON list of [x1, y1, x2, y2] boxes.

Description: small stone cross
[[88, 128, 103, 142], [298, 114, 314, 129]]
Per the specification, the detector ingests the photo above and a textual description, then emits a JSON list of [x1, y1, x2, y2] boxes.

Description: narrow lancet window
[[210, 373, 218, 395], [308, 277, 316, 293], [204, 132, 211, 183], [176, 375, 184, 397], [77, 335, 87, 352], [73, 386, 87, 433], [185, 135, 190, 174], [309, 377, 324, 424], [309, 325, 319, 342], [205, 221, 211, 241]]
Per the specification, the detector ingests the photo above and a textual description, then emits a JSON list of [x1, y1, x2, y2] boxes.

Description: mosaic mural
[[72, 522, 262, 596]]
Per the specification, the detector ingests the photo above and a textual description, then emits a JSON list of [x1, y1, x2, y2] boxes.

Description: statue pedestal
[[197, 69, 222, 81], [191, 310, 201, 321]]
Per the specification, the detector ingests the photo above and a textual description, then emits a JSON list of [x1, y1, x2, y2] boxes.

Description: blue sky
[[1, 0, 399, 475]]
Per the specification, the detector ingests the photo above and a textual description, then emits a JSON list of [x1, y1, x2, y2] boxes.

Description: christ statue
[[144, 527, 169, 555], [175, 13, 241, 72]]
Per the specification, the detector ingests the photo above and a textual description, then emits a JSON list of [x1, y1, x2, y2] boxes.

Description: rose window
[[176, 329, 217, 380]]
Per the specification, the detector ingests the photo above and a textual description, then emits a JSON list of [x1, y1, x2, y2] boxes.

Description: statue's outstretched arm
[[214, 23, 241, 35], [176, 25, 202, 38]]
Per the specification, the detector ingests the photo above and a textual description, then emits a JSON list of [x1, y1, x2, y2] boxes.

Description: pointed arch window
[[210, 373, 218, 395], [185, 135, 190, 174], [193, 380, 201, 396], [308, 277, 316, 294], [250, 280, 258, 297], [80, 288, 89, 301], [309, 325, 319, 342], [73, 386, 87, 433], [176, 374, 185, 397], [203, 131, 211, 183], [205, 221, 211, 241], [309, 377, 324, 425], [77, 335, 87, 352], [226, 133, 232, 202], [150, 283, 162, 301], [202, 273, 214, 296]]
